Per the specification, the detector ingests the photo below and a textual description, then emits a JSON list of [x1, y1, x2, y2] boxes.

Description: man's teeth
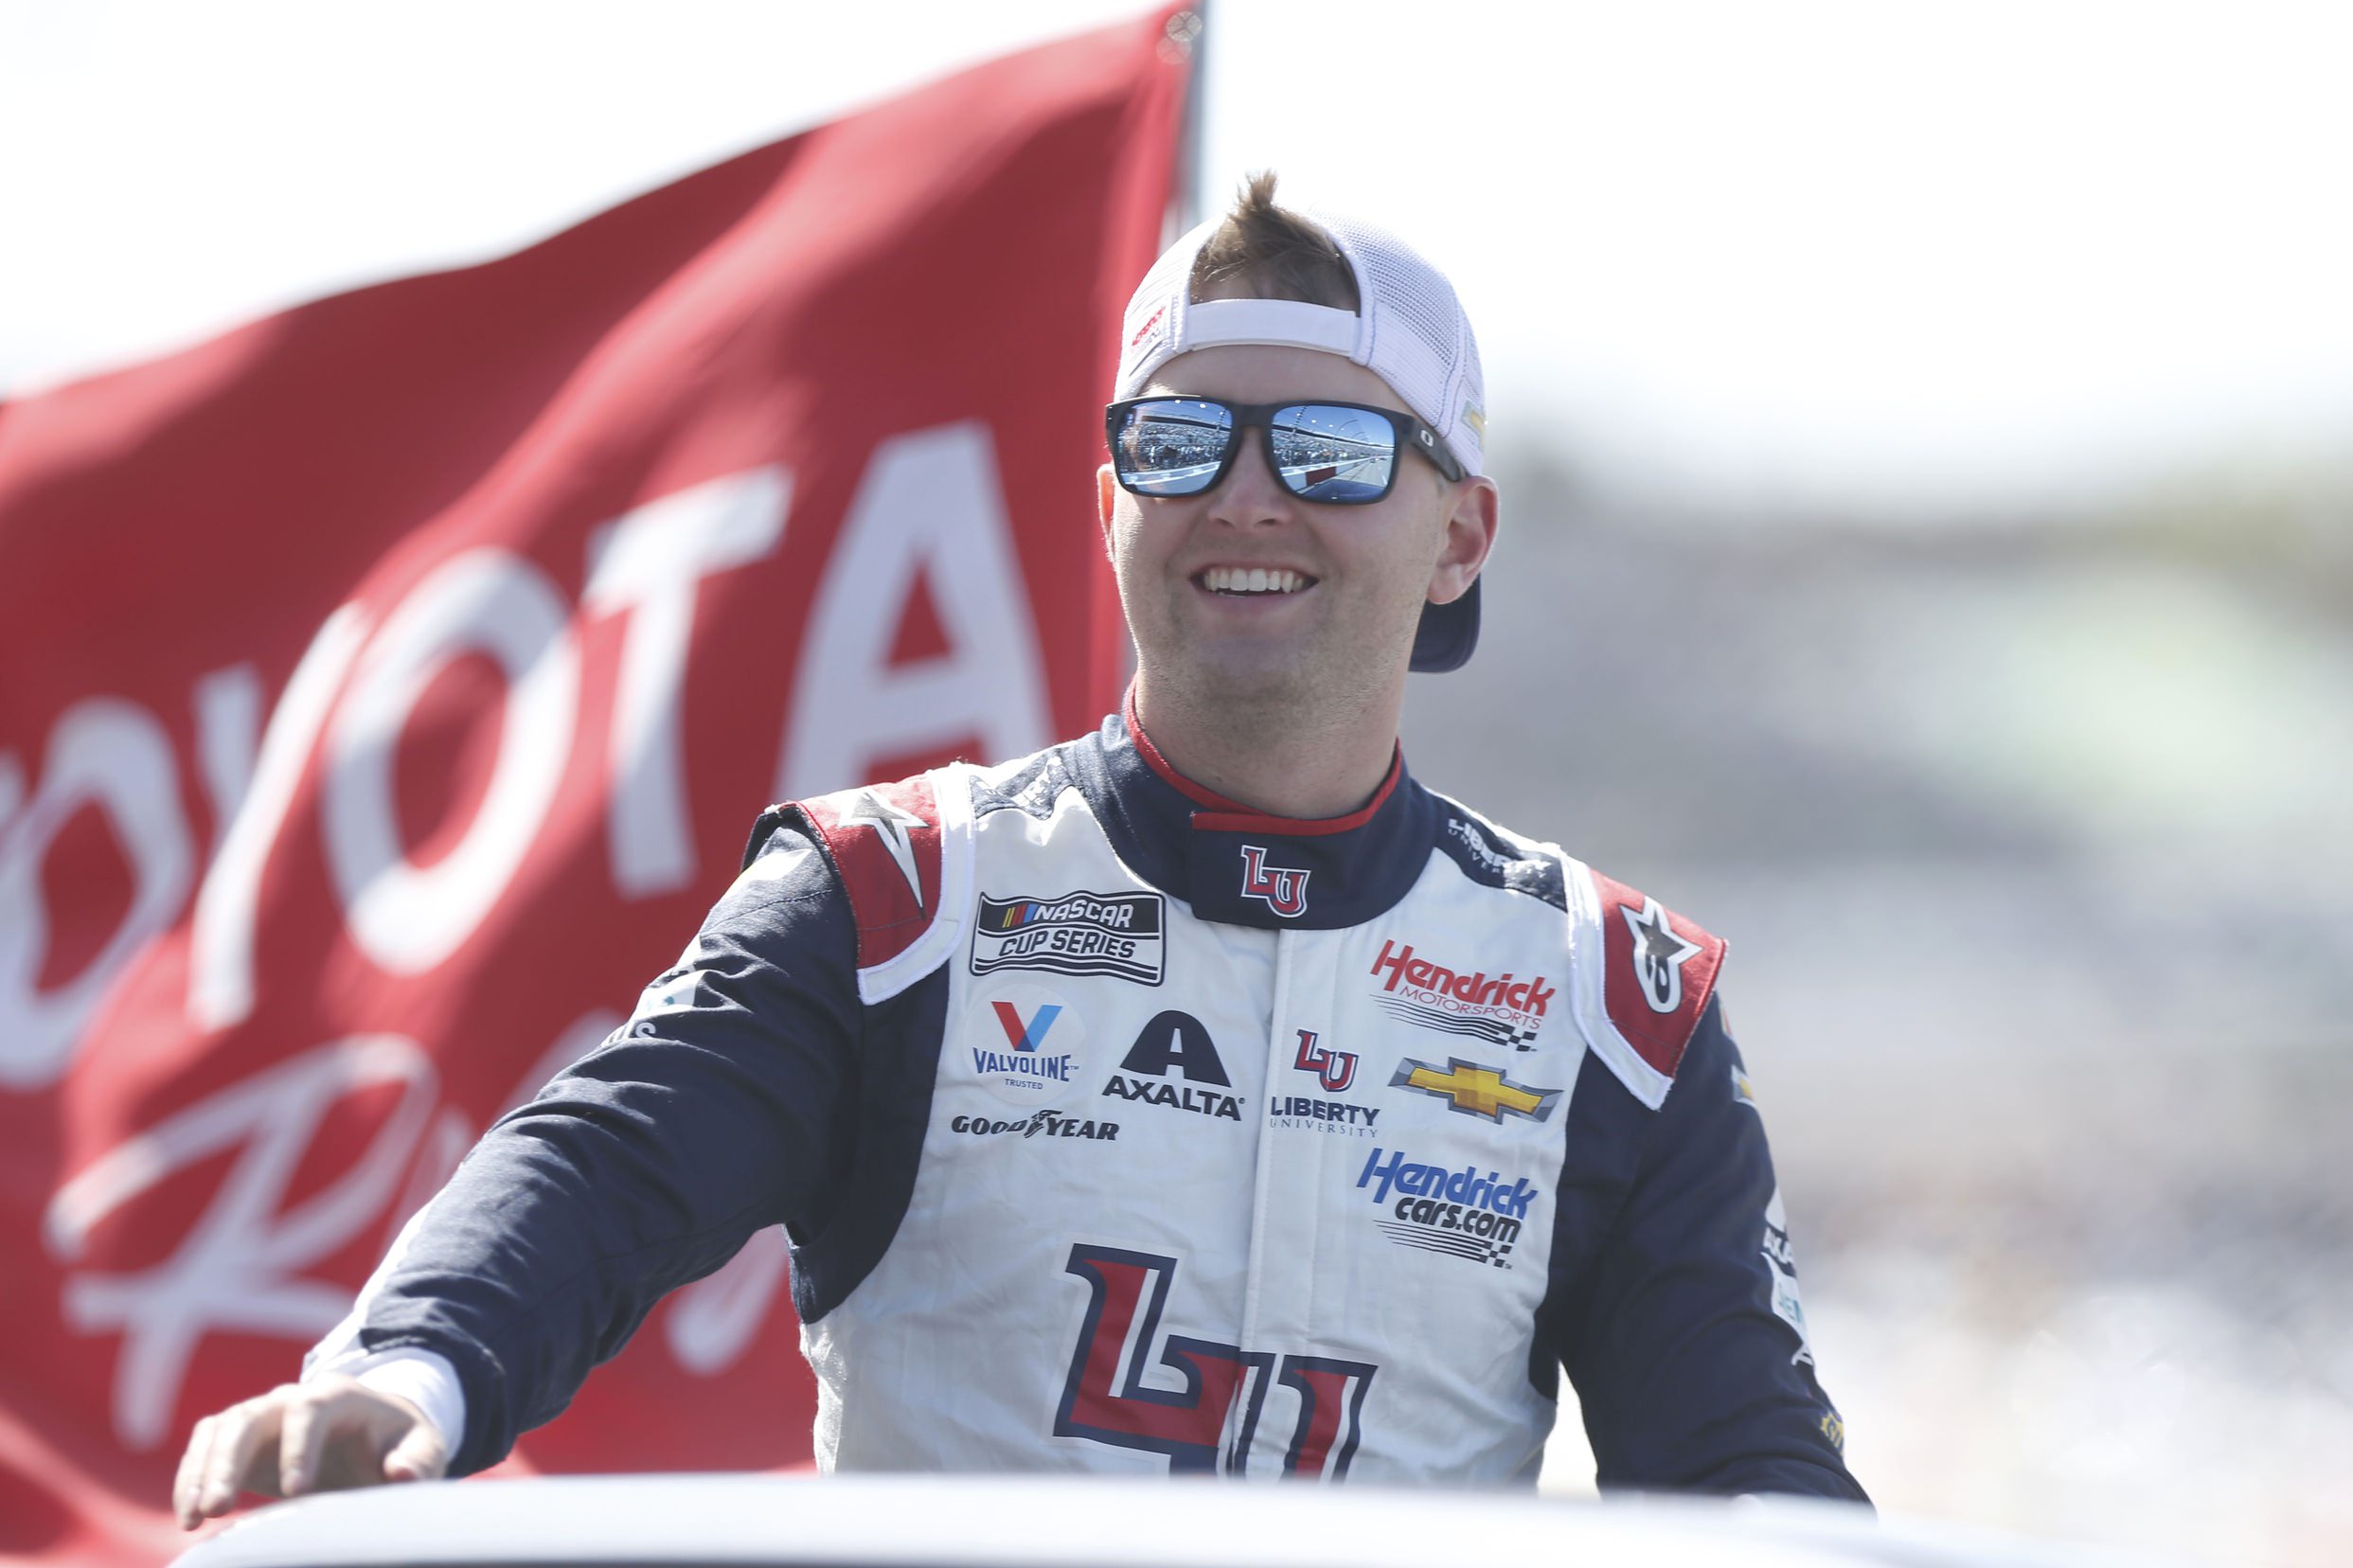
[[1203, 566, 1308, 595]]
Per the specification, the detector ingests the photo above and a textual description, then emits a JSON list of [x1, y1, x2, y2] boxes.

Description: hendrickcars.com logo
[[1368, 939, 1555, 1052], [1355, 1147, 1537, 1268]]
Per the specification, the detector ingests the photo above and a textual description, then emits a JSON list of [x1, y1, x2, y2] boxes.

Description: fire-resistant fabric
[[316, 707, 1865, 1499]]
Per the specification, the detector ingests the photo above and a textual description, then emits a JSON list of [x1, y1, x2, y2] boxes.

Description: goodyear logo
[[1390, 1056, 1560, 1123]]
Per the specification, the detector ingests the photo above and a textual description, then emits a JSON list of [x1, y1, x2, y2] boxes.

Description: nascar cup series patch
[[970, 890, 1167, 984]]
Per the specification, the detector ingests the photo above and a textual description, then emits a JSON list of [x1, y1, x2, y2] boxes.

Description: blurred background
[[6, 3, 2347, 1563]]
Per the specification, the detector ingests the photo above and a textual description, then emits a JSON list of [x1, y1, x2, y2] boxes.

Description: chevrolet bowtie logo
[[1391, 1056, 1561, 1124]]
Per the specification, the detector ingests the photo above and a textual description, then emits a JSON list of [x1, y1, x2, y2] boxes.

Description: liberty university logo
[[1238, 845, 1310, 919], [1292, 1029, 1357, 1093], [1056, 1245, 1375, 1476]]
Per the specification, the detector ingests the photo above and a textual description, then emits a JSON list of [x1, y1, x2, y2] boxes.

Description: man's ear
[[1096, 463, 1119, 561], [1428, 475, 1500, 606]]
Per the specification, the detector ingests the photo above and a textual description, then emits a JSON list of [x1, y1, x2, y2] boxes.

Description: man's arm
[[1547, 997, 1867, 1503], [176, 815, 857, 1521]]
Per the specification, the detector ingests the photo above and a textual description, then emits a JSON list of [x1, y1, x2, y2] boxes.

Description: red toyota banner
[[0, 10, 1190, 1562]]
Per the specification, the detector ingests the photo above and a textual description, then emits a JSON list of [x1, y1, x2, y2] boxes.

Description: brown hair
[[1187, 171, 1361, 312]]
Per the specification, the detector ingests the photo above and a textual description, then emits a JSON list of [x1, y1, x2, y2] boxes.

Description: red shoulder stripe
[[797, 776, 943, 971], [1589, 870, 1726, 1080]]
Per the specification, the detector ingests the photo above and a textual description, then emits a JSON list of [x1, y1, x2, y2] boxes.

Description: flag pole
[[1166, 4, 1208, 241]]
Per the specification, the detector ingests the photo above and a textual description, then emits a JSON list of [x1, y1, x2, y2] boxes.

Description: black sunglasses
[[1106, 396, 1465, 505]]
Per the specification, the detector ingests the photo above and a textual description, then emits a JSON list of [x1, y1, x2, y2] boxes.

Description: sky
[[5, 0, 2350, 514]]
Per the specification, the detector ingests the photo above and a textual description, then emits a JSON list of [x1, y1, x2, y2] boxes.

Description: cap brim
[[1409, 579, 1480, 673]]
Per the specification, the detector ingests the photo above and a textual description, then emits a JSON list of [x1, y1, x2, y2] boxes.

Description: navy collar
[[1060, 693, 1438, 931]]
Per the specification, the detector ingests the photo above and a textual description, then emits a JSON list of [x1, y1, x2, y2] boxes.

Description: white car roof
[[169, 1474, 2172, 1568]]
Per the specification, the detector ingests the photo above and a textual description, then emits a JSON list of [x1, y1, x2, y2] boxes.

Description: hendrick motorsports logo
[[971, 890, 1166, 985], [1356, 1147, 1538, 1268], [1368, 939, 1555, 1052]]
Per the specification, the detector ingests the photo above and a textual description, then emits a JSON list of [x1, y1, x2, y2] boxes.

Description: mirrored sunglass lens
[[1268, 405, 1396, 503], [1116, 400, 1234, 495]]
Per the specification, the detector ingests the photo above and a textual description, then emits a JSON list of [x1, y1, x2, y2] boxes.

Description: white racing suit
[[311, 702, 1865, 1499]]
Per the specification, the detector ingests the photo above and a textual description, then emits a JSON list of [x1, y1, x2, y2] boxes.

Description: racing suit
[[309, 700, 1864, 1498]]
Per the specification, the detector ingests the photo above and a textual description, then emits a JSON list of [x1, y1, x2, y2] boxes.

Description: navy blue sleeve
[[1551, 999, 1867, 1503], [336, 813, 859, 1476]]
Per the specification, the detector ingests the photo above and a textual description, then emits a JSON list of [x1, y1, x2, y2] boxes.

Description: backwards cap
[[1112, 204, 1489, 673]]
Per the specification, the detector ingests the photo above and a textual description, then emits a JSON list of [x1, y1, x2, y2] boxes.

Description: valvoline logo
[[991, 999, 1061, 1054], [969, 984, 1084, 1103]]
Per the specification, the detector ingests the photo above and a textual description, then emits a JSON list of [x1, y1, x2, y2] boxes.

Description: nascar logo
[[970, 890, 1166, 984]]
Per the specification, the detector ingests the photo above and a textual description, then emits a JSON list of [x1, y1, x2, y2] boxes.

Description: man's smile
[[1192, 565, 1319, 597]]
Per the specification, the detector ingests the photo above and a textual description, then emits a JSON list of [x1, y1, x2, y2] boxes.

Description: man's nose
[[1205, 427, 1295, 526]]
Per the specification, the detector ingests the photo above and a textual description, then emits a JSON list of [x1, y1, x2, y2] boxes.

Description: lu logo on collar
[[1237, 844, 1310, 918], [1073, 697, 1437, 931]]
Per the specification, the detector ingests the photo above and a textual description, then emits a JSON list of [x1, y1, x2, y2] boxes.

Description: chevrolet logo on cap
[[1391, 1056, 1560, 1123]]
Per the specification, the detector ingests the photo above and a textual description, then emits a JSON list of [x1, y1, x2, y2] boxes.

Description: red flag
[[0, 10, 1191, 1562]]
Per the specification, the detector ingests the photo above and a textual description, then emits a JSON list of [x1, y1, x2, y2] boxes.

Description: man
[[175, 175, 1865, 1523]]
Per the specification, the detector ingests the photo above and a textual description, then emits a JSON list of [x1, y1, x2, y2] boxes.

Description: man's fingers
[[198, 1396, 281, 1516], [381, 1420, 448, 1485], [173, 1415, 217, 1529], [173, 1380, 439, 1524], [277, 1391, 324, 1498]]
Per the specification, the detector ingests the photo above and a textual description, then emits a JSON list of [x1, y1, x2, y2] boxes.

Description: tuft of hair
[[1187, 171, 1361, 312]]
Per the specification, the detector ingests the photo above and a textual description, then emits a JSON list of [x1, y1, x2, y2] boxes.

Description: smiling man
[[176, 175, 1866, 1522]]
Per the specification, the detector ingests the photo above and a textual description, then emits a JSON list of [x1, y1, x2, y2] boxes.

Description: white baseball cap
[[1112, 205, 1488, 673]]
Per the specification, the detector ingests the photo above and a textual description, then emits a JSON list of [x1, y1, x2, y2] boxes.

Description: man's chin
[[1152, 641, 1314, 707]]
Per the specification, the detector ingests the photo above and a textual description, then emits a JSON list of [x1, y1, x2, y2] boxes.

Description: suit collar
[[1063, 696, 1435, 930]]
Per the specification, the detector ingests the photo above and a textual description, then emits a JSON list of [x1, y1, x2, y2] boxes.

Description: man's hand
[[172, 1375, 448, 1529]]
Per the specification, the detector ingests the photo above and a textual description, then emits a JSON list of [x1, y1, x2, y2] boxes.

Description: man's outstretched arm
[[175, 816, 858, 1523], [1547, 998, 1868, 1503]]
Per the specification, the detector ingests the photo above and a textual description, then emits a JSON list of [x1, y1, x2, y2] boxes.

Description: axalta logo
[[1355, 1147, 1537, 1267], [1238, 845, 1310, 918], [968, 984, 1084, 1102], [1390, 1055, 1561, 1124], [1270, 1030, 1378, 1137], [1368, 939, 1554, 1051], [1128, 302, 1168, 347], [949, 1110, 1118, 1142], [1100, 1010, 1242, 1122]]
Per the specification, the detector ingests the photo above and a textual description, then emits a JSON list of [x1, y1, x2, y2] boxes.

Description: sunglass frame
[[1105, 396, 1465, 504]]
